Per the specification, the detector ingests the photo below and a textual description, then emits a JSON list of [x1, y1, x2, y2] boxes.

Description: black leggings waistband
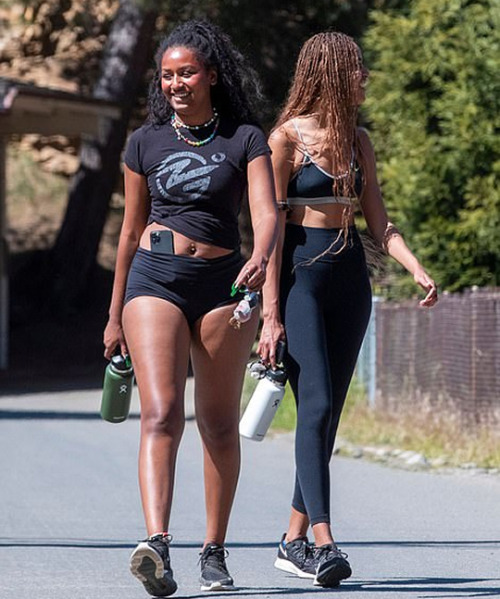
[[283, 223, 363, 264]]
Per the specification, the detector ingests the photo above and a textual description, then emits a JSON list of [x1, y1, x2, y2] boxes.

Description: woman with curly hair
[[258, 31, 437, 588], [103, 20, 277, 596]]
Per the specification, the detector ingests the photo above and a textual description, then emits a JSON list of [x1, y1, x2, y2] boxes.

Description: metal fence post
[[356, 295, 381, 408]]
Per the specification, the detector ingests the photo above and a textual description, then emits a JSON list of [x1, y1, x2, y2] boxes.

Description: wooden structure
[[0, 78, 120, 369]]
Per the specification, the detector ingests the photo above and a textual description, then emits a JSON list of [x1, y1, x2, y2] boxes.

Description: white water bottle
[[239, 341, 287, 441]]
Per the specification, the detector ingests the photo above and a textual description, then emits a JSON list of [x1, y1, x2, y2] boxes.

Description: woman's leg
[[284, 260, 334, 527], [191, 303, 259, 547], [123, 296, 191, 535], [285, 508, 310, 541], [302, 257, 372, 546]]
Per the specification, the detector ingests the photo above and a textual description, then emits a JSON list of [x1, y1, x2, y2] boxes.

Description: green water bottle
[[100, 354, 134, 423]]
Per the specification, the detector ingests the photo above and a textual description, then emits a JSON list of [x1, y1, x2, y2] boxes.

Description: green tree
[[363, 0, 499, 293]]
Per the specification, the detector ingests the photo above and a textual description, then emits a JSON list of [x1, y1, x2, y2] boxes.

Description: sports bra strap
[[292, 120, 312, 159], [292, 120, 306, 144]]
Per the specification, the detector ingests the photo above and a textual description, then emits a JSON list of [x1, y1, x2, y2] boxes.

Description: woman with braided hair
[[103, 20, 277, 596], [258, 31, 437, 587]]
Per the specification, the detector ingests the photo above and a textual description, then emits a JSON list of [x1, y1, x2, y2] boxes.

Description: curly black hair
[[147, 20, 264, 125]]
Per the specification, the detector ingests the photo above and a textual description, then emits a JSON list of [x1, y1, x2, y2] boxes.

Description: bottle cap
[[244, 291, 260, 308], [110, 354, 133, 373], [266, 367, 287, 385], [247, 360, 267, 379]]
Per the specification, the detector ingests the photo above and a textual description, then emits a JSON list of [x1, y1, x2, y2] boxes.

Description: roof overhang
[[0, 78, 121, 136]]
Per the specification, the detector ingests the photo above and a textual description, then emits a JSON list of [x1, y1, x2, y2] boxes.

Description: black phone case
[[276, 340, 287, 364], [150, 230, 174, 254]]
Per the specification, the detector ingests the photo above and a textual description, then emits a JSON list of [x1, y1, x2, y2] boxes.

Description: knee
[[197, 417, 239, 449], [141, 396, 185, 439], [298, 403, 331, 436]]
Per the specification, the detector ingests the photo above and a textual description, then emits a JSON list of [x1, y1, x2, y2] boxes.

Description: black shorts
[[125, 247, 246, 327]]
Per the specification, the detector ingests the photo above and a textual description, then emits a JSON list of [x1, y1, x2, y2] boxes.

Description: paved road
[[1, 384, 499, 599]]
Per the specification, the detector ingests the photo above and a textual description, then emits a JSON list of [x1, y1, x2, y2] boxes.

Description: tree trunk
[[50, 0, 156, 309]]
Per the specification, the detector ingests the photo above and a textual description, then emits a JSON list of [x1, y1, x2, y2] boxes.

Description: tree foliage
[[363, 0, 499, 292]]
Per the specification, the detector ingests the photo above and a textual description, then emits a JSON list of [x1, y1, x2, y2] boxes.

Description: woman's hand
[[234, 254, 268, 292], [103, 320, 128, 361], [414, 267, 438, 307], [258, 317, 286, 368]]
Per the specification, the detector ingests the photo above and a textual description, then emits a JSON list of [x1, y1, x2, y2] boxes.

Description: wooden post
[[0, 135, 8, 369]]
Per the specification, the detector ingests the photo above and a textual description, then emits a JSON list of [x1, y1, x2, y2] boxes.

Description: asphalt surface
[[1, 383, 499, 599]]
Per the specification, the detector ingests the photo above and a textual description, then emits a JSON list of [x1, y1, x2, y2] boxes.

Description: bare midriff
[[139, 222, 234, 258], [286, 203, 355, 229]]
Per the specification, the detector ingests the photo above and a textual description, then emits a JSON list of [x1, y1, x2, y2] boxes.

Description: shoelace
[[199, 544, 229, 568], [314, 544, 349, 561], [291, 539, 313, 562], [306, 542, 317, 560], [145, 533, 173, 563], [147, 533, 173, 544]]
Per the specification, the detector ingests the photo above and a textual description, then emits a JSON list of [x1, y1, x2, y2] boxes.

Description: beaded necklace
[[171, 109, 219, 147], [172, 108, 218, 130]]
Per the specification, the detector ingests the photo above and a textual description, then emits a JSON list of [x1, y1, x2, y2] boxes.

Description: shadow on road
[[1, 539, 498, 597], [0, 410, 139, 420], [1, 538, 499, 550], [346, 577, 500, 597]]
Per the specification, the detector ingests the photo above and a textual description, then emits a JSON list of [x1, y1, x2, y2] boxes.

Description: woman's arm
[[257, 127, 294, 365], [233, 153, 278, 292], [103, 165, 150, 359], [357, 128, 438, 307]]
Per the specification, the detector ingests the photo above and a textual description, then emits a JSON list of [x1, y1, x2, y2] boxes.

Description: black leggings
[[280, 224, 372, 525]]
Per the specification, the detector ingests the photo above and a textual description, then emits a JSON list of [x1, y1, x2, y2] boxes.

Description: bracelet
[[382, 223, 401, 252], [277, 200, 291, 212]]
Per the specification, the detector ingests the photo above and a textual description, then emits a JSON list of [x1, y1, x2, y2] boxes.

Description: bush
[[363, 0, 499, 293]]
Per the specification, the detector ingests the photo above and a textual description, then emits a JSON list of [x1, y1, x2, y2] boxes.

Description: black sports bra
[[286, 122, 363, 207]]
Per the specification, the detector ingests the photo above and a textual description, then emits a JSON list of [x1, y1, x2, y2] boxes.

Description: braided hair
[[148, 20, 264, 125], [275, 32, 365, 259]]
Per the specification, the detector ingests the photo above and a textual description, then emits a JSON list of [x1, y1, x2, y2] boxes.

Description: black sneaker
[[129, 533, 178, 597], [274, 533, 316, 579], [199, 543, 234, 591], [313, 543, 352, 587]]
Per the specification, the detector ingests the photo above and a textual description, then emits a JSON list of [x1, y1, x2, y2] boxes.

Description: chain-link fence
[[357, 288, 500, 427]]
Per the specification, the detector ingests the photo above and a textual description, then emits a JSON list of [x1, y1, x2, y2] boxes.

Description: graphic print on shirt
[[155, 151, 227, 202]]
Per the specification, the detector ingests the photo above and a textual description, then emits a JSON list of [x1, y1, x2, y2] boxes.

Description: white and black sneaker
[[274, 533, 316, 579], [313, 543, 352, 587], [199, 543, 235, 591], [130, 533, 177, 597]]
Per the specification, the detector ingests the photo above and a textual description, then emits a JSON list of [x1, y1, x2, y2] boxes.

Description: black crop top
[[287, 156, 363, 205], [286, 121, 363, 206], [124, 118, 270, 250]]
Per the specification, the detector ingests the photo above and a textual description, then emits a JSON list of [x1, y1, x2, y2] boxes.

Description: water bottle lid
[[110, 354, 133, 373], [244, 291, 260, 308], [266, 367, 287, 385]]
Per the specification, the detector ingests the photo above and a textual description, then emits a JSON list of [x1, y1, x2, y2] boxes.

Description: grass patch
[[242, 373, 500, 469], [339, 382, 500, 469]]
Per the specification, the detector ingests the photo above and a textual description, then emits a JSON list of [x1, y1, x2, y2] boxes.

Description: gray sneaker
[[274, 533, 316, 579], [199, 543, 235, 591], [313, 543, 352, 587], [130, 533, 177, 597]]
